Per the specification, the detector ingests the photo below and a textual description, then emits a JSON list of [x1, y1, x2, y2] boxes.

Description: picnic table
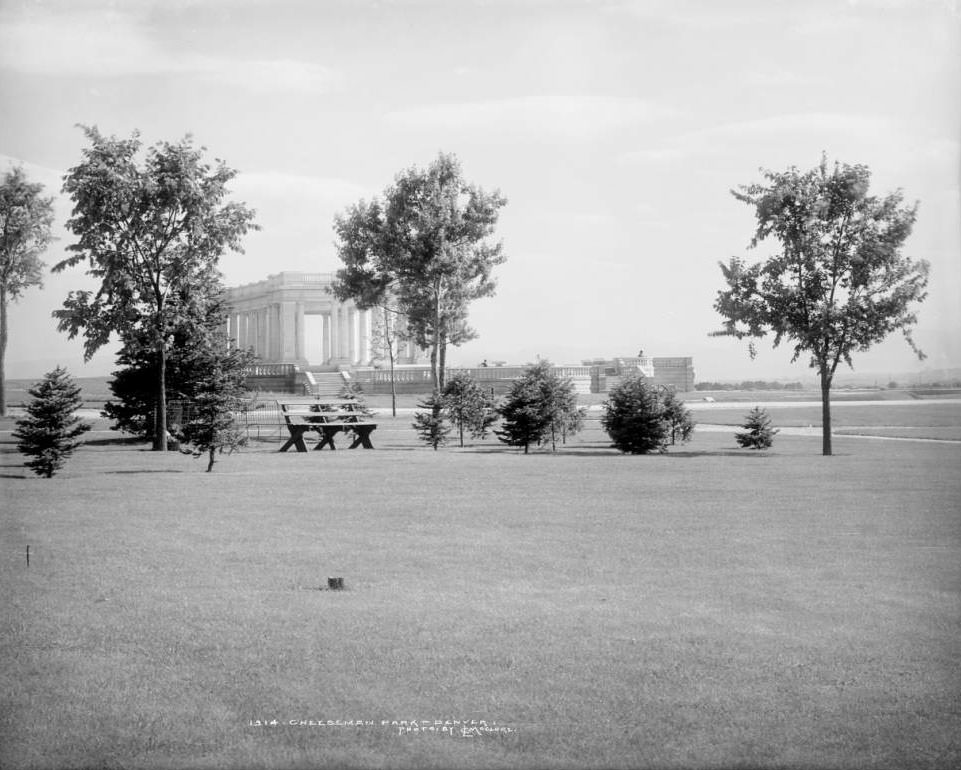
[[277, 399, 378, 452]]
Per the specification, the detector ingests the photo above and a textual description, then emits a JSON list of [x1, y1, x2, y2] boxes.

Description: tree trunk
[[0, 286, 7, 418], [431, 281, 441, 391], [439, 338, 447, 392], [820, 367, 832, 456], [153, 342, 168, 451], [206, 446, 216, 472], [384, 306, 397, 417]]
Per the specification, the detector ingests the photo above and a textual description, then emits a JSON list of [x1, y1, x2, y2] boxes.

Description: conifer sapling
[[13, 367, 90, 477]]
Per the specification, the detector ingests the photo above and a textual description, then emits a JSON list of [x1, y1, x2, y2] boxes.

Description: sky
[[1, 0, 959, 383]]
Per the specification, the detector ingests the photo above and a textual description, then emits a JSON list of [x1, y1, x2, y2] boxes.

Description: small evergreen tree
[[13, 367, 91, 477], [661, 387, 696, 445], [338, 380, 375, 416], [173, 346, 251, 472], [735, 406, 779, 449], [443, 371, 496, 447], [412, 392, 451, 450], [496, 361, 581, 453], [602, 376, 694, 454], [542, 373, 584, 451]]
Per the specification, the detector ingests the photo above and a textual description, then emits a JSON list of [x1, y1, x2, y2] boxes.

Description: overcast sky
[[1, 0, 958, 382]]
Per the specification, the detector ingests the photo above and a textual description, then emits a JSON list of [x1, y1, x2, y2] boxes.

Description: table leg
[[314, 426, 339, 450]]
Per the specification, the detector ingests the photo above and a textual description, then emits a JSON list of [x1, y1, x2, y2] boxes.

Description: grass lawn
[[1, 429, 959, 769]]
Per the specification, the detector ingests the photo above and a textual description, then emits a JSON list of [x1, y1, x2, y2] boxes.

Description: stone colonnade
[[224, 272, 419, 366]]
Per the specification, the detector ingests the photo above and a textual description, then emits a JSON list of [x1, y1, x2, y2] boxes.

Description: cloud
[[231, 171, 369, 205], [385, 95, 675, 141], [0, 8, 338, 93], [622, 112, 913, 166]]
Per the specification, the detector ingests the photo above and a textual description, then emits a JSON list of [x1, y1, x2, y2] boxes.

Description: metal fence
[[168, 398, 287, 445]]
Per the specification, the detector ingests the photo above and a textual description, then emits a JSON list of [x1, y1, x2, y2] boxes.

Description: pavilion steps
[[299, 370, 347, 397]]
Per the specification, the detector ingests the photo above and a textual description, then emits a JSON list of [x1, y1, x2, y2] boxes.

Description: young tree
[[660, 387, 695, 446], [714, 155, 929, 455], [13, 367, 90, 477], [53, 127, 257, 452], [173, 345, 252, 472], [331, 153, 507, 393], [735, 406, 779, 450], [443, 371, 496, 447], [0, 167, 55, 416], [542, 371, 585, 451], [602, 375, 682, 455], [496, 361, 580, 453], [368, 300, 407, 417], [412, 392, 450, 450]]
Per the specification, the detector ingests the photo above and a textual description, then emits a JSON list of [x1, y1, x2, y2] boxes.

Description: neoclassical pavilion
[[224, 272, 419, 367]]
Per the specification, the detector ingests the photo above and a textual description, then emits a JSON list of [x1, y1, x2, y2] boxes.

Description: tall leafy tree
[[0, 167, 55, 416], [332, 153, 507, 394], [13, 367, 90, 478], [330, 199, 406, 416], [714, 156, 929, 455], [53, 127, 257, 451]]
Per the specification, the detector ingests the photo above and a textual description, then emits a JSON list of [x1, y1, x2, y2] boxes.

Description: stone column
[[322, 313, 331, 363], [260, 308, 268, 358], [330, 302, 340, 361], [242, 312, 251, 351], [279, 301, 296, 361], [269, 303, 281, 361], [228, 312, 238, 349], [294, 302, 305, 361], [347, 307, 357, 364], [358, 308, 370, 364]]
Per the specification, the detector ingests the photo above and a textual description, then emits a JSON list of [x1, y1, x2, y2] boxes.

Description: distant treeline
[[694, 381, 805, 391]]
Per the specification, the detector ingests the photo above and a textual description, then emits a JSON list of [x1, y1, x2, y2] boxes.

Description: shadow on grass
[[456, 444, 787, 458], [83, 436, 148, 447], [104, 469, 185, 474]]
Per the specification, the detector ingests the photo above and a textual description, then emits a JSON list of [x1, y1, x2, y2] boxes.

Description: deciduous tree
[[332, 153, 507, 394], [0, 167, 55, 416], [53, 127, 257, 451], [714, 156, 928, 455]]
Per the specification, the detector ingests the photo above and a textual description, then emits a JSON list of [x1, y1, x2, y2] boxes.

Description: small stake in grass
[[327, 577, 345, 590], [26, 545, 30, 567]]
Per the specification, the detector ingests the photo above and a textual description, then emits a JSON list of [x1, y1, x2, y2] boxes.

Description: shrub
[[13, 367, 91, 477], [735, 406, 779, 449], [602, 376, 694, 454]]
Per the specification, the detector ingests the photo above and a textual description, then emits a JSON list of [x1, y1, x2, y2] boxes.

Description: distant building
[[583, 355, 695, 393]]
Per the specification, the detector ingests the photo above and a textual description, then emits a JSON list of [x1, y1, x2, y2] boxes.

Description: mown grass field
[[1, 420, 959, 769]]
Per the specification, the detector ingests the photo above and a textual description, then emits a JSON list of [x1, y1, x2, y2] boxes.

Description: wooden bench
[[277, 400, 378, 452]]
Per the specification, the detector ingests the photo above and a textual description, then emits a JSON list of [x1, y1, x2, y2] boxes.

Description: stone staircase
[[299, 370, 348, 397]]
